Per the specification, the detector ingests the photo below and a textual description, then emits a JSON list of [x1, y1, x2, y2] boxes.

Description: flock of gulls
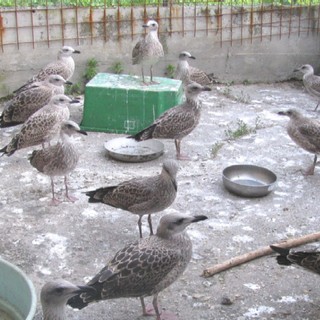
[[1, 18, 320, 320]]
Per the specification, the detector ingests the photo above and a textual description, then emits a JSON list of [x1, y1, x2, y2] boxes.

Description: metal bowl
[[105, 137, 164, 163], [222, 164, 277, 197]]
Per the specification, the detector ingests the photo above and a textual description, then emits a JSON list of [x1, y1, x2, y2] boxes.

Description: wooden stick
[[202, 231, 320, 278]]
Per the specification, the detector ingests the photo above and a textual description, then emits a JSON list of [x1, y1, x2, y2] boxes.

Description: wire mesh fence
[[0, 0, 319, 52]]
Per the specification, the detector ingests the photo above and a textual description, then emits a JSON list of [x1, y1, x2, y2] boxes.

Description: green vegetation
[[2, 0, 319, 8], [224, 117, 262, 140], [84, 58, 98, 83], [65, 57, 98, 95], [110, 61, 124, 74], [211, 141, 224, 158], [165, 64, 175, 79], [210, 117, 263, 156], [65, 82, 82, 95], [221, 86, 252, 104]]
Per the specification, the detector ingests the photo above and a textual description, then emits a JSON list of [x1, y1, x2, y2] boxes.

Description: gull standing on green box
[[132, 20, 164, 85]]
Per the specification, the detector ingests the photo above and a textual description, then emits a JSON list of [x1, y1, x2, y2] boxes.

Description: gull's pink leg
[[49, 178, 61, 206], [64, 176, 78, 202], [175, 139, 190, 160]]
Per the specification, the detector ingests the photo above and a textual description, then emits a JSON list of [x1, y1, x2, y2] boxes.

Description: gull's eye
[[54, 287, 64, 295], [175, 218, 184, 225]]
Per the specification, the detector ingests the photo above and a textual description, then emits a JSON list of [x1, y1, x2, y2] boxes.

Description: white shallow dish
[[105, 137, 164, 162]]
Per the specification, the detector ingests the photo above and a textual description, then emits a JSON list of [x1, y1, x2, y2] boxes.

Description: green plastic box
[[81, 73, 184, 134]]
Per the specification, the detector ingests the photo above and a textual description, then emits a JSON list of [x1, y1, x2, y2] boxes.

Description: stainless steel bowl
[[222, 164, 277, 197], [105, 137, 164, 162]]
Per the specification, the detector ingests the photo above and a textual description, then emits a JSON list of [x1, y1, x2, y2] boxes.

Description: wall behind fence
[[0, 3, 320, 95]]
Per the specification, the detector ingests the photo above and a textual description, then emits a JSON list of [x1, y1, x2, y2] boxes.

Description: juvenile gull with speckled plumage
[[0, 94, 78, 156], [130, 83, 212, 160], [132, 20, 164, 85], [67, 213, 208, 320], [40, 280, 95, 320], [175, 51, 214, 87], [0, 75, 72, 128], [270, 245, 320, 275], [29, 120, 87, 206], [86, 159, 178, 238], [278, 109, 320, 175], [294, 64, 320, 111], [14, 46, 80, 94]]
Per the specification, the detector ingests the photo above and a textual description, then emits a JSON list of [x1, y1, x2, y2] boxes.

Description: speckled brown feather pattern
[[132, 21, 164, 67], [189, 66, 213, 86], [295, 64, 320, 99], [29, 143, 79, 177], [88, 235, 190, 300], [86, 160, 178, 215], [282, 109, 320, 154], [175, 52, 213, 87], [289, 252, 320, 274], [14, 46, 80, 94], [0, 95, 72, 156], [1, 75, 68, 127], [28, 120, 87, 204], [147, 99, 201, 140], [131, 83, 211, 142], [67, 214, 208, 313], [271, 245, 320, 275]]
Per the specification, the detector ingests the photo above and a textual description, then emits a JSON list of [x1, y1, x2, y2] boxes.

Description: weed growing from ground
[[65, 58, 98, 95], [224, 117, 262, 140], [110, 61, 124, 74], [165, 64, 175, 79], [84, 58, 98, 83], [211, 141, 224, 158], [222, 87, 251, 104]]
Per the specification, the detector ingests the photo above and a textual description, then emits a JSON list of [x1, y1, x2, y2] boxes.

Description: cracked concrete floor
[[1, 80, 320, 320]]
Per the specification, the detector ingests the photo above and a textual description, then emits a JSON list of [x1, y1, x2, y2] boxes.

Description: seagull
[[0, 94, 78, 156], [132, 20, 164, 85], [270, 245, 320, 275], [294, 64, 320, 111], [67, 213, 208, 320], [41, 280, 95, 320], [278, 109, 320, 175], [86, 159, 178, 238], [14, 46, 80, 94], [0, 75, 72, 128], [29, 120, 87, 206], [130, 83, 212, 160], [175, 51, 214, 86]]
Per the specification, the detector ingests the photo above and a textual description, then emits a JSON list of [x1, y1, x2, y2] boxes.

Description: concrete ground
[[1, 81, 320, 320]]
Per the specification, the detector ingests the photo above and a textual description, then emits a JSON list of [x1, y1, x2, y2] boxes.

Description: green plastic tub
[[0, 258, 37, 320], [81, 73, 184, 134]]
